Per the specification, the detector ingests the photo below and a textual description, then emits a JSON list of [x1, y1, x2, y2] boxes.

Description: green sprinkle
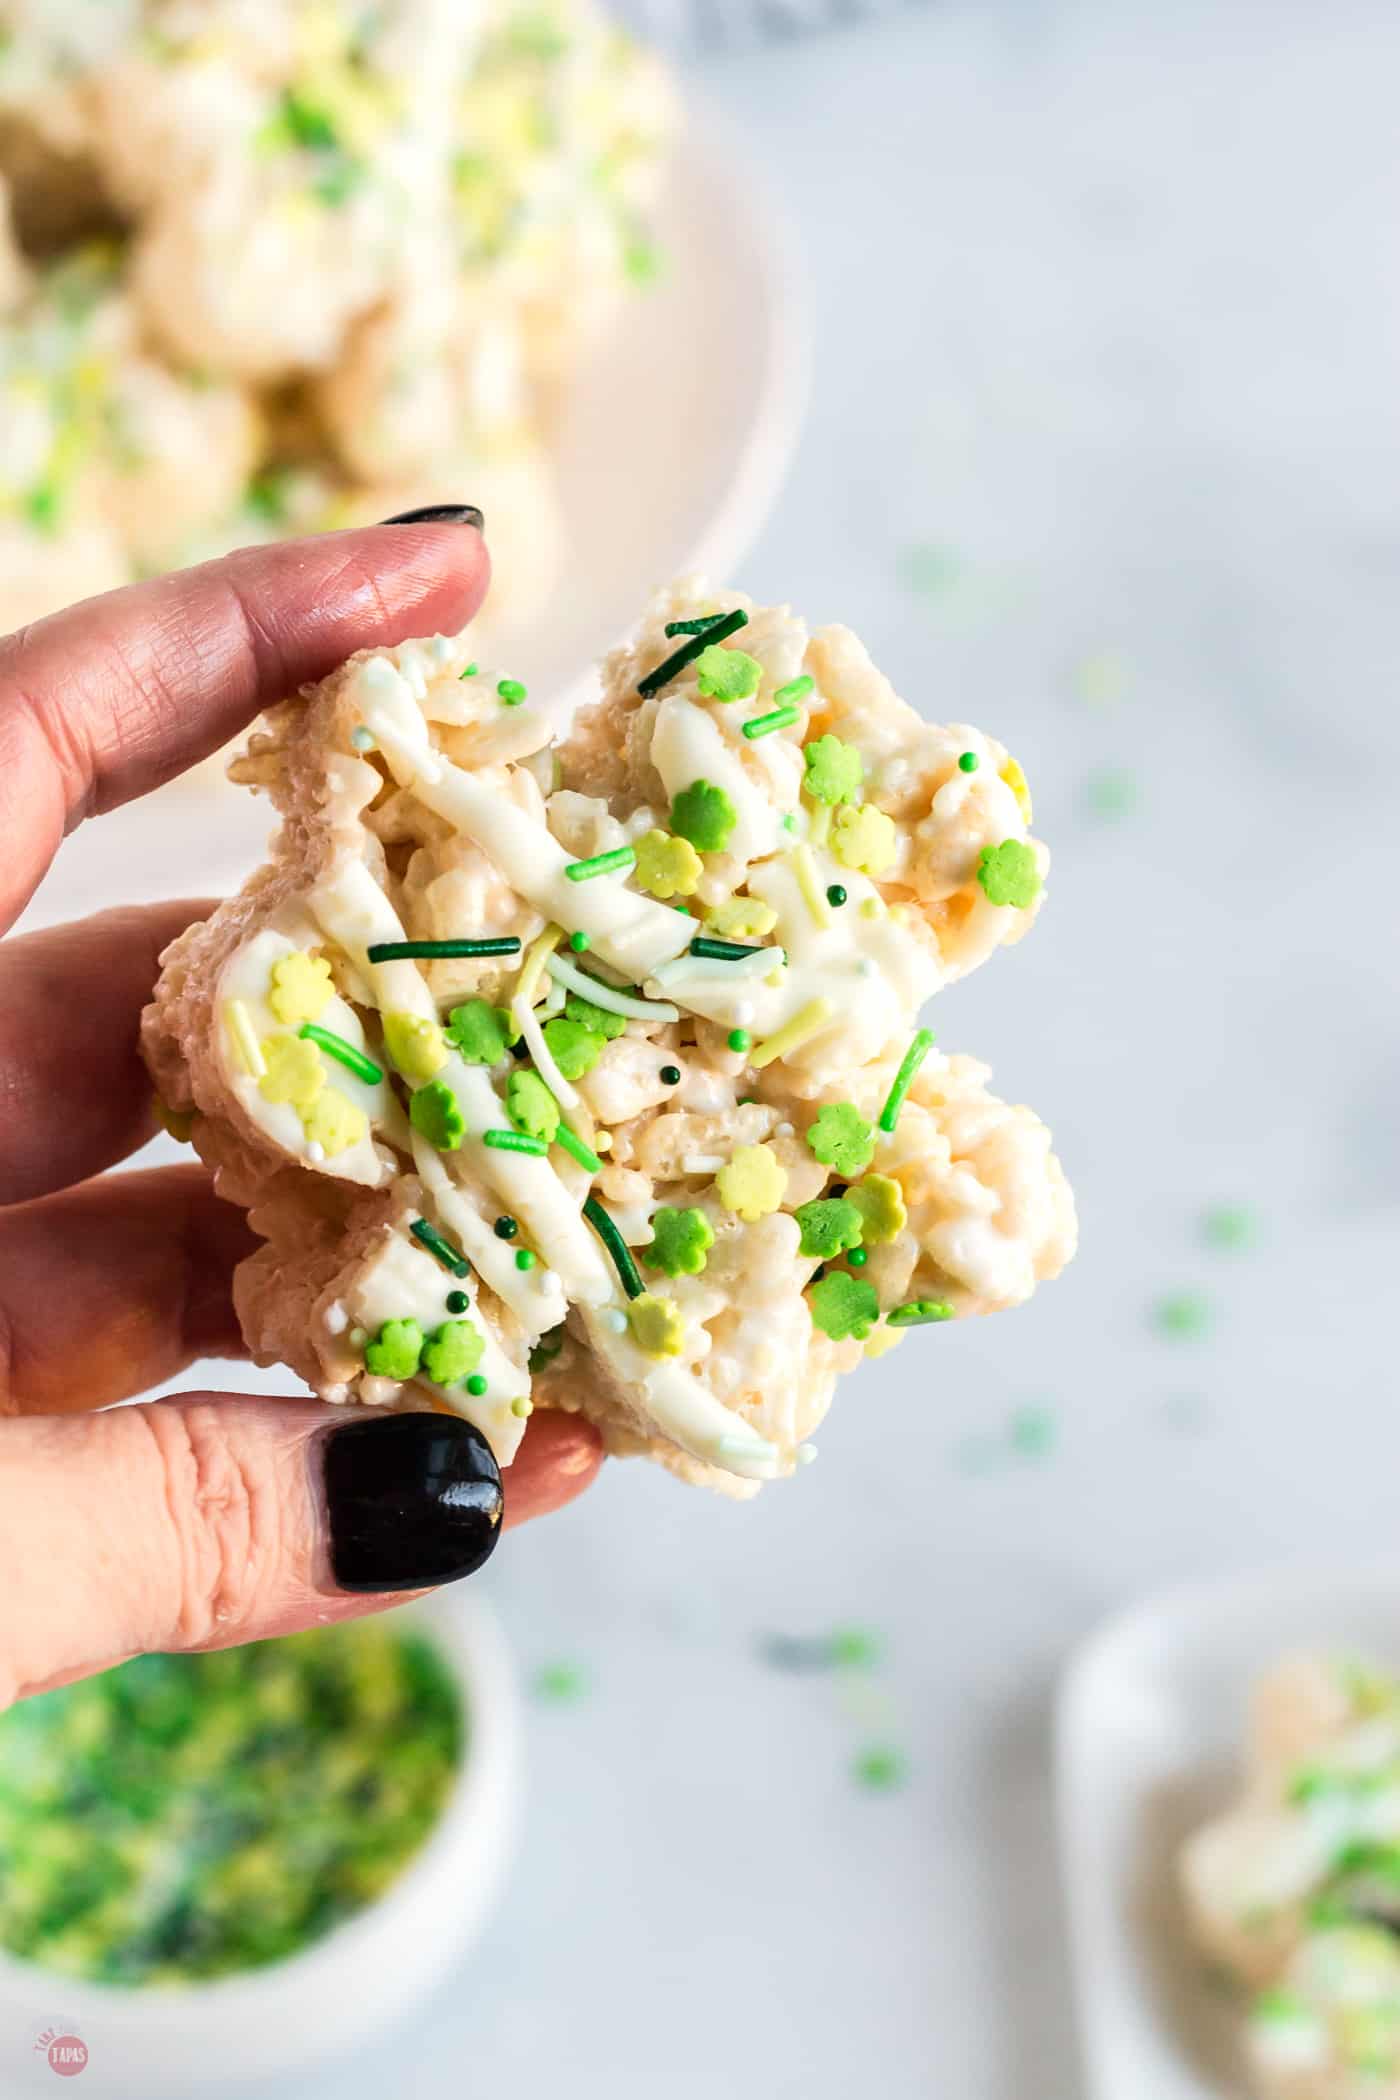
[[497, 678, 527, 706], [446, 1288, 470, 1314], [664, 614, 731, 638], [794, 1197, 864, 1260], [803, 735, 864, 807], [727, 1028, 751, 1053], [830, 1627, 882, 1668], [958, 750, 979, 773], [410, 1218, 470, 1278], [643, 1206, 714, 1278], [446, 999, 517, 1064], [564, 846, 636, 882], [639, 609, 747, 698], [583, 1195, 644, 1299], [670, 779, 737, 853], [494, 1217, 518, 1239], [809, 1271, 880, 1341], [688, 935, 764, 962], [852, 1745, 907, 1792], [483, 1129, 548, 1156], [533, 1661, 590, 1701], [742, 703, 801, 741], [774, 674, 815, 706], [569, 930, 591, 952], [887, 1299, 954, 1327], [367, 938, 522, 962], [507, 1068, 559, 1143], [542, 1016, 605, 1080], [459, 661, 479, 679], [878, 1028, 936, 1133], [806, 1101, 875, 1176], [826, 884, 848, 907], [296, 1023, 383, 1087], [422, 1319, 485, 1386], [364, 1319, 423, 1380], [659, 1065, 681, 1086], [694, 643, 762, 701], [554, 1123, 602, 1175], [465, 1373, 488, 1397], [848, 1246, 869, 1267], [977, 840, 1041, 910], [410, 1080, 465, 1152], [515, 1248, 536, 1272], [1202, 1204, 1256, 1251], [1154, 1291, 1214, 1340]]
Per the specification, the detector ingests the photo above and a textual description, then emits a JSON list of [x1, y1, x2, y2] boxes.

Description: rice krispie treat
[[1182, 1656, 1400, 2097], [143, 581, 1076, 1493]]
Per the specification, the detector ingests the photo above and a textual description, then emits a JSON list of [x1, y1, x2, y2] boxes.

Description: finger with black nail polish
[[322, 1412, 503, 1593], [379, 504, 484, 529]]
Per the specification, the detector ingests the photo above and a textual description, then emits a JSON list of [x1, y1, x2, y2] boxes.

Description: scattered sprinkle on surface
[[532, 1662, 590, 1703], [1154, 1291, 1215, 1341], [852, 1745, 908, 1792], [1082, 767, 1138, 819], [1201, 1204, 1257, 1251]]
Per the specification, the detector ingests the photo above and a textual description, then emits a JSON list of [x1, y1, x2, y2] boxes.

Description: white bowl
[[1056, 1562, 1400, 2100], [0, 1593, 520, 2095]]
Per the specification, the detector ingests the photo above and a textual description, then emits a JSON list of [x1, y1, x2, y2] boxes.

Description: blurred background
[[3, 1, 1399, 2095]]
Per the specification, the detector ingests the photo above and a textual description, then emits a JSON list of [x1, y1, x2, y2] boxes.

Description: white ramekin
[[0, 1592, 520, 2095]]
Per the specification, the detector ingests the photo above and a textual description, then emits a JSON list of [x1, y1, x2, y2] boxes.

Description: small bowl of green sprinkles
[[0, 1595, 520, 2090]]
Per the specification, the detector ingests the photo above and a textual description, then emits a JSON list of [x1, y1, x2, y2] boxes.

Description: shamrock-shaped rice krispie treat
[[143, 580, 1075, 1493]]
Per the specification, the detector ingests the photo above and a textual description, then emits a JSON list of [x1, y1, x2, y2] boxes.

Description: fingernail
[[322, 1413, 503, 1593], [379, 503, 484, 530]]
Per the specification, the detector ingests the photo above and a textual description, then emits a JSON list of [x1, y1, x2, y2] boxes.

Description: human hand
[[0, 516, 603, 1708]]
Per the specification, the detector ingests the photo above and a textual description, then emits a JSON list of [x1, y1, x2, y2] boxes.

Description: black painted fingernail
[[379, 503, 484, 530], [322, 1413, 503, 1593]]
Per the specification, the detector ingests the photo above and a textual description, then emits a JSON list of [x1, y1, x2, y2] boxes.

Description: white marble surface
[[47, 2, 1400, 2093]]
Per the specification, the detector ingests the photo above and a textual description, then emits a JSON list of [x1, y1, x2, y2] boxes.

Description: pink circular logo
[[46, 2036, 87, 2077]]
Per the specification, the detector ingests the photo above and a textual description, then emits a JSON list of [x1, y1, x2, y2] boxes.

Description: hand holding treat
[[0, 518, 603, 1711]]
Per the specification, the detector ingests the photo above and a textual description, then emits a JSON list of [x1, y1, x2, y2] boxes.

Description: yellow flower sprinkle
[[716, 1143, 788, 1221], [224, 999, 266, 1079], [1000, 758, 1033, 823], [383, 1010, 447, 1080], [831, 803, 898, 877], [626, 1293, 686, 1358], [863, 1325, 905, 1360], [633, 828, 702, 900], [749, 998, 835, 1071], [301, 1086, 367, 1158], [268, 950, 334, 1028], [706, 894, 778, 940], [787, 843, 832, 929], [258, 1033, 325, 1111]]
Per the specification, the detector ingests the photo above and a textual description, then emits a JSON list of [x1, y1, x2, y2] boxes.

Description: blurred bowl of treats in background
[[0, 1, 803, 923]]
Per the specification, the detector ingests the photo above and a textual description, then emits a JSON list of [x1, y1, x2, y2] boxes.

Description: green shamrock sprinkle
[[421, 1319, 485, 1385], [364, 1318, 424, 1380], [446, 998, 517, 1065], [564, 991, 626, 1040], [644, 1206, 715, 1277], [497, 678, 527, 705], [809, 1271, 880, 1341], [803, 734, 864, 806], [976, 839, 1041, 909], [847, 1174, 907, 1245], [694, 643, 762, 701], [886, 1298, 954, 1327], [806, 1102, 876, 1178], [793, 1197, 864, 1260], [671, 779, 738, 853], [542, 1016, 605, 1080], [507, 1069, 560, 1143], [410, 1080, 466, 1151]]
